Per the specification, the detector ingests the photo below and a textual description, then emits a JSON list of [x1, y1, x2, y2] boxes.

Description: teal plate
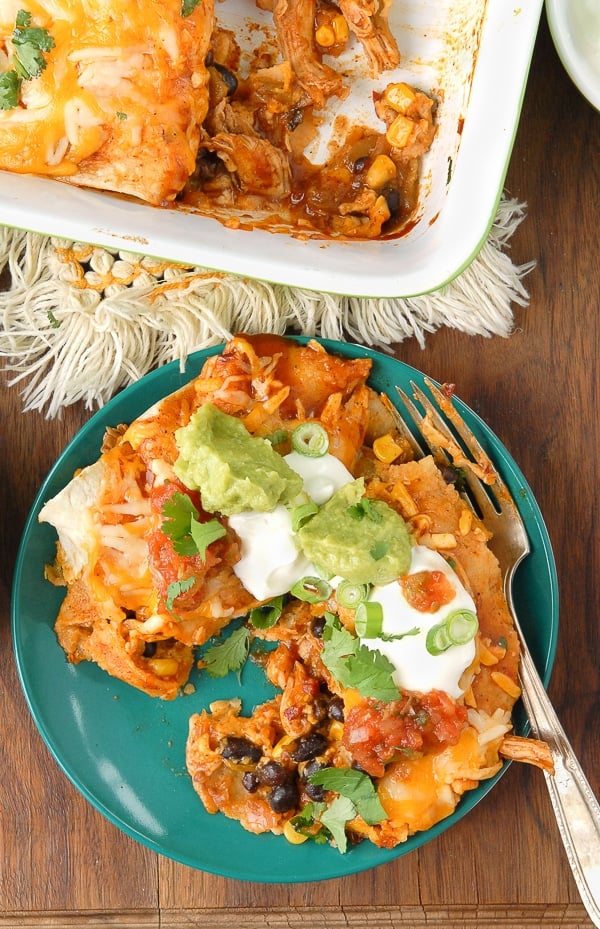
[[12, 338, 559, 883]]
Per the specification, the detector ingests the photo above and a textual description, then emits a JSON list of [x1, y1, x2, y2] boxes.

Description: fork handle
[[518, 641, 600, 928]]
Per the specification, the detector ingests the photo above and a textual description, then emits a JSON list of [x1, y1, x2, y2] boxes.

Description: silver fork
[[392, 378, 600, 928]]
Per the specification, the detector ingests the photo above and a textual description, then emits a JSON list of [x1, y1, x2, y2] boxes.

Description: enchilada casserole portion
[[0, 0, 436, 235], [40, 334, 545, 849]]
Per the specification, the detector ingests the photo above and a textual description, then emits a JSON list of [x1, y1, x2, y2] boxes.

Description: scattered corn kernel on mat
[[0, 195, 534, 418]]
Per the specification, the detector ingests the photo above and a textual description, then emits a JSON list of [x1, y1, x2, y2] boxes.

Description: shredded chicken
[[338, 0, 400, 75], [207, 133, 292, 198], [500, 735, 555, 774], [272, 0, 346, 106]]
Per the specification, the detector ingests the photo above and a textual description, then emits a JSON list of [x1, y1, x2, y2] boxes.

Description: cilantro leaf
[[161, 492, 225, 560], [308, 767, 387, 826], [290, 801, 328, 843], [346, 642, 400, 701], [0, 71, 21, 110], [292, 801, 326, 829], [190, 515, 226, 559], [165, 575, 196, 612], [370, 540, 389, 561], [202, 626, 250, 678], [320, 613, 400, 702], [13, 11, 55, 80], [181, 0, 202, 15], [161, 491, 199, 555], [319, 796, 356, 854], [379, 626, 420, 643], [320, 614, 357, 681], [347, 497, 383, 523], [0, 11, 55, 111]]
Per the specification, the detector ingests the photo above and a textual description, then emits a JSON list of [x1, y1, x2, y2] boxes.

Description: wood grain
[[1, 11, 599, 928]]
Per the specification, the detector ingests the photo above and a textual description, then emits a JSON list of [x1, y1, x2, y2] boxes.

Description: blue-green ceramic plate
[[12, 338, 558, 882]]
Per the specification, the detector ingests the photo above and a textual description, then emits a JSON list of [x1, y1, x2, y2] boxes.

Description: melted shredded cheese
[[0, 0, 213, 201]]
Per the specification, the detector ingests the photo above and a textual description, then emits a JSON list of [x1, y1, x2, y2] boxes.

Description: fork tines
[[394, 379, 504, 518]]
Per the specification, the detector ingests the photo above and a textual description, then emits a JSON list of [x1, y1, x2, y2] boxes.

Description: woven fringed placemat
[[0, 194, 534, 418]]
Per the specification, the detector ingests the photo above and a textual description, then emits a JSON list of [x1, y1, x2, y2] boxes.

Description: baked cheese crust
[[0, 0, 214, 204]]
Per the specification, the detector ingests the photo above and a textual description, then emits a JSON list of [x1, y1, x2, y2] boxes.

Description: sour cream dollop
[[360, 545, 477, 698], [228, 453, 353, 601]]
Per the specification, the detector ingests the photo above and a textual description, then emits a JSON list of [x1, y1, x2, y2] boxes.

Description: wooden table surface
[[1, 12, 599, 929]]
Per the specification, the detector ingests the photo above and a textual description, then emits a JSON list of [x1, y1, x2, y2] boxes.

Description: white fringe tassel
[[0, 196, 534, 418]]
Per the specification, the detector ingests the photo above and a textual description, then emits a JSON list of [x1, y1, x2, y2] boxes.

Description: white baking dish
[[0, 0, 543, 298]]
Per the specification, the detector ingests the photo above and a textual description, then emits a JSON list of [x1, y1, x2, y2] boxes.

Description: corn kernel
[[458, 508, 473, 536], [328, 720, 344, 741], [385, 114, 414, 149], [383, 81, 417, 113], [332, 14, 349, 43], [373, 433, 404, 463], [315, 24, 336, 47], [373, 194, 391, 223], [365, 155, 397, 190], [147, 657, 179, 677], [283, 819, 309, 845]]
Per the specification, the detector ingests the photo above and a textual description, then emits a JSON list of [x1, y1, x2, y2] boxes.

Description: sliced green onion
[[445, 609, 478, 645], [336, 580, 370, 609], [249, 595, 284, 629], [291, 500, 319, 532], [291, 422, 329, 457], [354, 600, 384, 638], [290, 576, 332, 603], [425, 609, 478, 655], [425, 621, 453, 655]]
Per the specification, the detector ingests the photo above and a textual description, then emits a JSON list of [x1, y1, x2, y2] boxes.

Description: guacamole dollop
[[173, 403, 303, 516], [296, 479, 412, 585]]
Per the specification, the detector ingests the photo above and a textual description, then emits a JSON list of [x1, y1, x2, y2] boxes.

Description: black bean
[[328, 696, 345, 722], [301, 759, 327, 802], [290, 733, 328, 762], [142, 641, 157, 658], [302, 759, 323, 779], [288, 107, 304, 132], [268, 781, 299, 813], [256, 760, 288, 787], [305, 781, 326, 802], [242, 771, 260, 793], [213, 62, 238, 96], [351, 156, 369, 174], [311, 615, 326, 638], [311, 694, 329, 724], [382, 185, 400, 217], [221, 736, 262, 764]]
